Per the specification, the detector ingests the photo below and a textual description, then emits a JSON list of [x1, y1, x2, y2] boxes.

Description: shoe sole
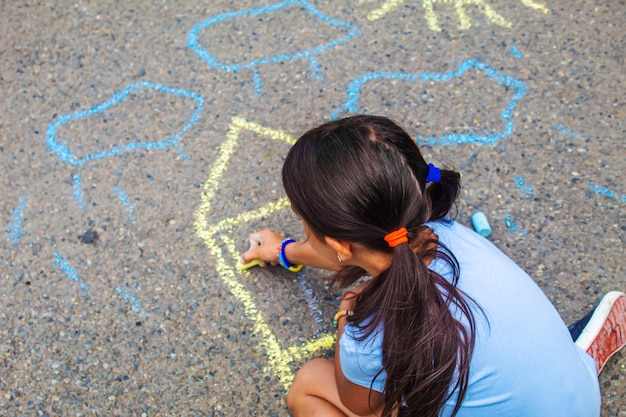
[[575, 291, 626, 374]]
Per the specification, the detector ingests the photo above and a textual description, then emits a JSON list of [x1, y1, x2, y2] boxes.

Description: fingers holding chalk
[[238, 233, 265, 270], [237, 258, 262, 271]]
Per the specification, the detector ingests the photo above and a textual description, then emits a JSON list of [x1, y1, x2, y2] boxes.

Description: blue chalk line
[[331, 59, 528, 146], [589, 182, 625, 203], [112, 187, 136, 221], [513, 176, 534, 197], [54, 252, 89, 294], [187, 0, 359, 75], [551, 123, 583, 141], [509, 46, 523, 59], [308, 56, 323, 80], [296, 272, 324, 324], [73, 174, 86, 210], [505, 215, 528, 236], [46, 81, 204, 167], [117, 286, 146, 316], [252, 70, 265, 97], [7, 197, 27, 241]]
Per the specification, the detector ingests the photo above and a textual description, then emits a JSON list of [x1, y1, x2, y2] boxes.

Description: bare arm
[[333, 287, 387, 416], [240, 229, 340, 271]]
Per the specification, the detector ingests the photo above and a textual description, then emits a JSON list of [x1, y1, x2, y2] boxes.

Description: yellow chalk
[[237, 258, 262, 271], [193, 116, 336, 390]]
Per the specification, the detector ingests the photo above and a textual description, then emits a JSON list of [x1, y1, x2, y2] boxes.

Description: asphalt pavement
[[1, 1, 624, 415]]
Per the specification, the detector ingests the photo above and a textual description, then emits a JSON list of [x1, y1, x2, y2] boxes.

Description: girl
[[240, 115, 625, 417]]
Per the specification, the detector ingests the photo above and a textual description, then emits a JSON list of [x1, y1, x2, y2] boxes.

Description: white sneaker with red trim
[[575, 291, 626, 374]]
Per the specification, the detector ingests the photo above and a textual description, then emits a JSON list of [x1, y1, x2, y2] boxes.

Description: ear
[[324, 236, 353, 261]]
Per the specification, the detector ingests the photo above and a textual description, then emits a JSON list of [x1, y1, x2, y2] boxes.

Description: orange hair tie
[[384, 227, 408, 248]]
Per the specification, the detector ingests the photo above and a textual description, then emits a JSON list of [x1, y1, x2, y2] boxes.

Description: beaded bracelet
[[276, 238, 303, 273], [333, 310, 354, 328]]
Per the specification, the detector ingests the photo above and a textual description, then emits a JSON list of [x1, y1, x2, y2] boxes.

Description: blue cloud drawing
[[46, 81, 204, 167], [331, 59, 528, 146], [187, 0, 359, 79]]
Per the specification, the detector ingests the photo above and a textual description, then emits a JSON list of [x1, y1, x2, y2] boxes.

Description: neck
[[348, 229, 438, 276], [349, 244, 393, 277]]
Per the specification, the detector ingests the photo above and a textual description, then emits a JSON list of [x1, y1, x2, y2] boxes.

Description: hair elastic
[[384, 227, 408, 248], [426, 163, 441, 183]]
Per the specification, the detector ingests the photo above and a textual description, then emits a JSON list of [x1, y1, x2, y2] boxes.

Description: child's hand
[[240, 229, 283, 267]]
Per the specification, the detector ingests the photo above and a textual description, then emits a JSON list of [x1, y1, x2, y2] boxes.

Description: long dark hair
[[282, 115, 476, 417]]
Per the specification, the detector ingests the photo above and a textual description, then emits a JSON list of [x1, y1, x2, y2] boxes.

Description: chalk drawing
[[513, 176, 534, 197], [193, 116, 335, 390], [362, 0, 549, 31], [296, 272, 325, 324], [112, 187, 136, 222], [46, 81, 204, 167], [54, 252, 89, 294], [505, 215, 527, 236], [589, 182, 626, 203], [72, 174, 86, 210], [509, 45, 523, 59], [332, 59, 527, 146], [117, 286, 146, 316], [252, 70, 265, 97], [7, 197, 27, 242], [551, 122, 584, 141], [187, 0, 359, 92]]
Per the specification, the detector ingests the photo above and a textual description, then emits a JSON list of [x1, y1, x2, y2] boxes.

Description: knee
[[287, 358, 329, 413]]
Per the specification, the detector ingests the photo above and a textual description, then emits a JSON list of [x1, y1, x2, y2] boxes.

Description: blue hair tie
[[426, 163, 441, 183]]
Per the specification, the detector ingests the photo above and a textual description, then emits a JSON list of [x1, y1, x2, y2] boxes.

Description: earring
[[337, 253, 343, 263]]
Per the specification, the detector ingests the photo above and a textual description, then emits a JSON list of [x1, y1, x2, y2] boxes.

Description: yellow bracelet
[[333, 310, 354, 328]]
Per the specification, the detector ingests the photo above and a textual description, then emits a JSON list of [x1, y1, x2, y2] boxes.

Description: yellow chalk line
[[212, 198, 290, 233], [287, 334, 337, 360], [221, 232, 336, 362], [367, 0, 548, 30], [193, 116, 335, 390], [206, 232, 295, 387], [521, 0, 550, 14], [367, 0, 404, 21]]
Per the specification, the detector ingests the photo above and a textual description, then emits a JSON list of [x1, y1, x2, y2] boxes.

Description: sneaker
[[574, 291, 626, 374]]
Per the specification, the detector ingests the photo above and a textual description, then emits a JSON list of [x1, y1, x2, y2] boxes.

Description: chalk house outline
[[187, 0, 359, 77], [193, 116, 335, 390], [332, 59, 528, 146], [46, 81, 204, 167]]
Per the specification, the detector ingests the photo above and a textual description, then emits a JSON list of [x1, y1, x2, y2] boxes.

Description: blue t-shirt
[[339, 220, 600, 417]]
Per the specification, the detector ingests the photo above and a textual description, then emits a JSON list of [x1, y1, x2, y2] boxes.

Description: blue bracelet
[[276, 238, 303, 272]]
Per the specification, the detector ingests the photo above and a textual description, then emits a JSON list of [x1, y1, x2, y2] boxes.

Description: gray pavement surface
[[1, 0, 624, 415]]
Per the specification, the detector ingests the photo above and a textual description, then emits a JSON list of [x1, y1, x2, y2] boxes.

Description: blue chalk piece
[[471, 211, 492, 238]]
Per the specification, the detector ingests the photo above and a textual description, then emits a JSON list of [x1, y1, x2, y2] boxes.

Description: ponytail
[[349, 230, 474, 417]]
